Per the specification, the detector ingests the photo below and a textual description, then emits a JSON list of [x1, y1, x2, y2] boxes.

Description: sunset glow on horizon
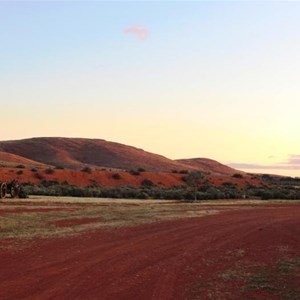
[[1, 2, 300, 177]]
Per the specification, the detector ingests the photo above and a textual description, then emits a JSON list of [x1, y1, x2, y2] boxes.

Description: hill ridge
[[0, 137, 238, 175]]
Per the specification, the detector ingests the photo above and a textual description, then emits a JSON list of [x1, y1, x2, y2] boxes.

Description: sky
[[1, 1, 300, 177]]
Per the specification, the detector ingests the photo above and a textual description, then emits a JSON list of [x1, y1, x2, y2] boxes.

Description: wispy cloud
[[289, 154, 300, 165], [124, 26, 149, 40], [229, 155, 300, 170]]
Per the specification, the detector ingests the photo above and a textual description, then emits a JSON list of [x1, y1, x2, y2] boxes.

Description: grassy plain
[[1, 196, 299, 240]]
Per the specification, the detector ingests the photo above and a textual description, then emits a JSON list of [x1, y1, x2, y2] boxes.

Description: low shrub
[[20, 180, 300, 201], [112, 173, 121, 180], [232, 173, 243, 179], [222, 182, 237, 188], [34, 172, 45, 180], [81, 167, 92, 173], [141, 179, 154, 187], [41, 180, 59, 187], [179, 170, 189, 174], [44, 168, 55, 175], [16, 164, 25, 169], [54, 165, 65, 170], [129, 170, 140, 176], [18, 188, 28, 199]]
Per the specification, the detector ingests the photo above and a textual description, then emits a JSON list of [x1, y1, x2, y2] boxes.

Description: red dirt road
[[0, 205, 299, 300]]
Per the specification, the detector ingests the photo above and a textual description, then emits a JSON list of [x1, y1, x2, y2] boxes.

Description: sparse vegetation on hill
[[0, 137, 239, 173]]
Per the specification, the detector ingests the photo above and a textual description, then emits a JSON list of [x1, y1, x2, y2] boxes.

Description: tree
[[184, 171, 205, 201]]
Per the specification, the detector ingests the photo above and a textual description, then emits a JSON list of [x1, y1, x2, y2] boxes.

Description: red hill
[[0, 151, 47, 168], [0, 137, 195, 172], [176, 158, 242, 176], [0, 138, 240, 178], [0, 137, 263, 188]]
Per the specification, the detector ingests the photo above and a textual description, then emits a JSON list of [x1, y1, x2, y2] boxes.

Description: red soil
[[0, 205, 299, 300], [0, 167, 262, 188]]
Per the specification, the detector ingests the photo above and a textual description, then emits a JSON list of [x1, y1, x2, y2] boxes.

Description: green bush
[[81, 167, 92, 173], [232, 173, 243, 179], [18, 188, 28, 199], [20, 180, 300, 201], [112, 173, 122, 180], [222, 182, 237, 188], [179, 170, 189, 174], [41, 180, 59, 187], [34, 172, 45, 180], [45, 168, 55, 175], [141, 179, 154, 187], [129, 170, 140, 176], [54, 166, 65, 170], [16, 164, 25, 169]]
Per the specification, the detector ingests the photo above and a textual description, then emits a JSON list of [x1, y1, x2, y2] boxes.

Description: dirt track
[[0, 205, 299, 300]]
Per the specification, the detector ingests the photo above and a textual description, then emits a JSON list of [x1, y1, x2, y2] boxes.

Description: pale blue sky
[[1, 1, 300, 176]]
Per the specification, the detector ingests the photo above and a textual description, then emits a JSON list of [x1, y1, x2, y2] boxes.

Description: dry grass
[[1, 196, 299, 240], [215, 258, 300, 300], [3, 195, 300, 205], [0, 196, 222, 240]]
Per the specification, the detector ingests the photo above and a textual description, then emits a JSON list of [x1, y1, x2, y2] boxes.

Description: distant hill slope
[[0, 151, 47, 168], [0, 137, 240, 175], [175, 158, 242, 175], [0, 137, 195, 171]]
